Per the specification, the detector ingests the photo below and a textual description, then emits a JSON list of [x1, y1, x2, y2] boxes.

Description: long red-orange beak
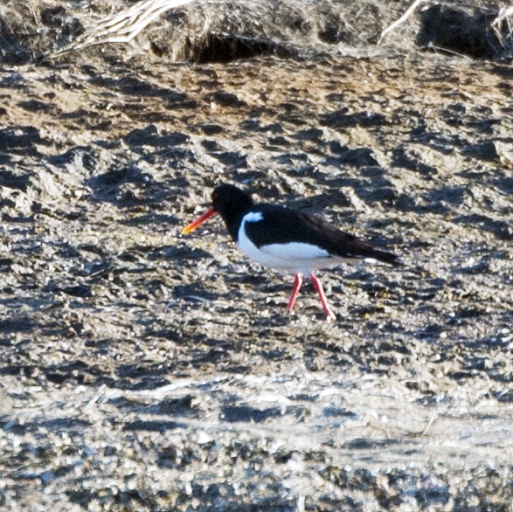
[[182, 206, 216, 234]]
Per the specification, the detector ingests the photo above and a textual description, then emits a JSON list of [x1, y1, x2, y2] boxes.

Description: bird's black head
[[212, 184, 253, 217], [183, 184, 255, 239], [212, 184, 254, 240]]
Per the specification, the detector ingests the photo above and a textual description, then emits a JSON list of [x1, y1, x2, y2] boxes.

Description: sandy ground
[[1, 1, 513, 510]]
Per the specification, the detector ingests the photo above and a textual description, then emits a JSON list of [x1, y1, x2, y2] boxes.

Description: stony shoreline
[[1, 1, 513, 510]]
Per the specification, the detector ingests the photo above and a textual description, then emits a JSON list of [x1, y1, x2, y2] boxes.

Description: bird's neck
[[220, 206, 252, 242]]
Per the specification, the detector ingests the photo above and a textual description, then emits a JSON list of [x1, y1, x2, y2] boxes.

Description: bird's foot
[[325, 310, 336, 323]]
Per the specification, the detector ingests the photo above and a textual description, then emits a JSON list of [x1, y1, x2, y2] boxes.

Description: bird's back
[[242, 204, 400, 266]]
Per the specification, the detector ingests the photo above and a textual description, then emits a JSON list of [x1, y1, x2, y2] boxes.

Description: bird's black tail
[[369, 248, 403, 267]]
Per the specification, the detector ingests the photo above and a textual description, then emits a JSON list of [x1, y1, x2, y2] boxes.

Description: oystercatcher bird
[[183, 184, 401, 321]]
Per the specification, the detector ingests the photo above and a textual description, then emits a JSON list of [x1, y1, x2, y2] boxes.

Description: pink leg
[[286, 273, 303, 311], [310, 274, 336, 322]]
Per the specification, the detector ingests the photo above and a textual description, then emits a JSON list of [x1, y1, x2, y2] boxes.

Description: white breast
[[237, 215, 340, 275]]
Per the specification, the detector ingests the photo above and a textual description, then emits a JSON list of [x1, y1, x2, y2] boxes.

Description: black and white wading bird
[[183, 184, 401, 321]]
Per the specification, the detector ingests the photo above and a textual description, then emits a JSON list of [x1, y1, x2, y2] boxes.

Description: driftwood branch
[[378, 0, 430, 45], [491, 5, 513, 49], [51, 0, 197, 56]]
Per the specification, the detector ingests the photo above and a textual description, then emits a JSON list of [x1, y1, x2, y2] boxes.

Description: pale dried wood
[[52, 0, 197, 56], [491, 5, 513, 49]]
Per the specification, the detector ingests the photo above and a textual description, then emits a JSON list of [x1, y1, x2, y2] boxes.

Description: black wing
[[244, 204, 400, 266]]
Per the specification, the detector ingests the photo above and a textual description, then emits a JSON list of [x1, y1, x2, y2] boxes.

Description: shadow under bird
[[183, 184, 401, 321]]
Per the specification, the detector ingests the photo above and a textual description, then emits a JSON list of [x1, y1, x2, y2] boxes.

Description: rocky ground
[[1, 0, 513, 510]]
